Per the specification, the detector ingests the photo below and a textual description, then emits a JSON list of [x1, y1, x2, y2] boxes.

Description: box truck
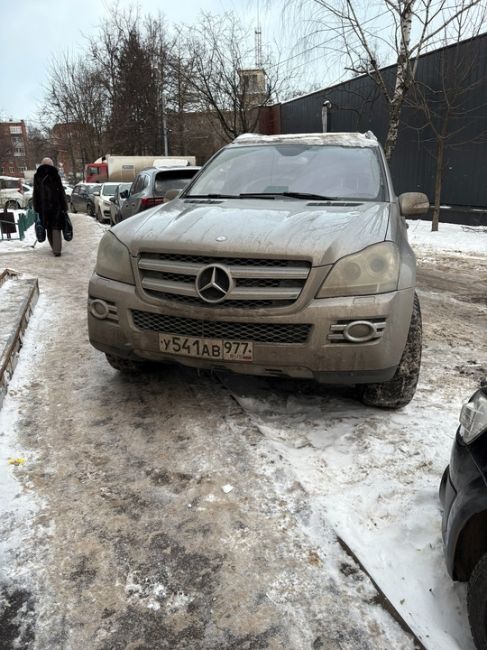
[[84, 155, 197, 183]]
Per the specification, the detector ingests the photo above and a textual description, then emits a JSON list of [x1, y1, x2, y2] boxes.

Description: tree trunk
[[384, 98, 402, 161], [384, 0, 415, 161], [432, 137, 444, 232]]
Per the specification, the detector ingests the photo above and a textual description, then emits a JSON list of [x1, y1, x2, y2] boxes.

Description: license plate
[[159, 334, 253, 362]]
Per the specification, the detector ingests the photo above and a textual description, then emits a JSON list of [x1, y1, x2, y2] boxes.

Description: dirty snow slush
[[0, 215, 485, 649]]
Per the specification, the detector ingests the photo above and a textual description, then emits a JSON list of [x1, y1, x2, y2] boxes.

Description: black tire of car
[[105, 353, 149, 373], [468, 553, 487, 650], [6, 200, 20, 209], [71, 202, 77, 213], [88, 203, 95, 217], [359, 292, 422, 409]]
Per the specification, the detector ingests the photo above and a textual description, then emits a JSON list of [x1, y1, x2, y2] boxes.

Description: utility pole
[[162, 93, 168, 156]]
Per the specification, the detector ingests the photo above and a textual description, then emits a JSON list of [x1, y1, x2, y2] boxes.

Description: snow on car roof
[[232, 132, 379, 147]]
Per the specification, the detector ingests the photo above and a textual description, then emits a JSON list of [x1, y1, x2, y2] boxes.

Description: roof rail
[[364, 131, 377, 140]]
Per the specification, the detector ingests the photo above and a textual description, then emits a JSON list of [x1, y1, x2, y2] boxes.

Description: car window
[[101, 185, 117, 197], [154, 171, 197, 196], [132, 175, 146, 194], [0, 178, 20, 190], [117, 183, 131, 198], [188, 144, 385, 201]]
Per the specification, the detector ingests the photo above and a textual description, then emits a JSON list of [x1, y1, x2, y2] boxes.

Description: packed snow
[[0, 217, 485, 648]]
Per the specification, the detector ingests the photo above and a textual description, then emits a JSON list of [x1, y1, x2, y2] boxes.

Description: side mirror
[[120, 190, 129, 199], [109, 197, 116, 203], [164, 188, 182, 203], [93, 190, 100, 196], [399, 192, 429, 216]]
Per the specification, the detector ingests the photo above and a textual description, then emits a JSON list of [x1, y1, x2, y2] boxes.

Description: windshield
[[187, 144, 385, 201], [102, 185, 118, 196]]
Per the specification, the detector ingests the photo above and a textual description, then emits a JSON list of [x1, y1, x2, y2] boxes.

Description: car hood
[[113, 198, 391, 266]]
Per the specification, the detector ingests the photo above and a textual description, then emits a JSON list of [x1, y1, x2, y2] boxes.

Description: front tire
[[468, 553, 487, 650], [88, 203, 95, 217], [359, 293, 422, 409], [6, 200, 20, 209]]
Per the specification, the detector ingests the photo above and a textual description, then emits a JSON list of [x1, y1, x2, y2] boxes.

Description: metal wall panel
[[280, 34, 487, 208]]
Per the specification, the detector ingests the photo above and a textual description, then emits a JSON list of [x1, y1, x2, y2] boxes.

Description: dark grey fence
[[280, 33, 487, 212]]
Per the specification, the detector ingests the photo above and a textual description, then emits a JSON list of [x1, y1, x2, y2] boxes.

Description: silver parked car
[[88, 132, 428, 408], [118, 166, 201, 221]]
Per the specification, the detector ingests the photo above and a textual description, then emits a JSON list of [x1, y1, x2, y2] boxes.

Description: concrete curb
[[0, 271, 39, 408]]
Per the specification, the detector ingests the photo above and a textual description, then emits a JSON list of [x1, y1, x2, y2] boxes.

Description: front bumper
[[88, 274, 415, 383]]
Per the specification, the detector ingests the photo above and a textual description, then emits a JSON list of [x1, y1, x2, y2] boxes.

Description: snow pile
[[0, 210, 36, 253], [407, 219, 486, 255]]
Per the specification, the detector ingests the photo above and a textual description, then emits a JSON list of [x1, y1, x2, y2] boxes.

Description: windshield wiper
[[185, 192, 339, 200], [185, 193, 239, 199], [239, 191, 338, 200], [278, 192, 338, 200]]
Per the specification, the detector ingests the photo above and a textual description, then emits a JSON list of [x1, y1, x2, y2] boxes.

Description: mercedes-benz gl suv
[[88, 132, 429, 408]]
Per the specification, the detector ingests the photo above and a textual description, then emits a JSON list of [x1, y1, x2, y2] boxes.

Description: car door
[[71, 186, 82, 211], [120, 173, 148, 220]]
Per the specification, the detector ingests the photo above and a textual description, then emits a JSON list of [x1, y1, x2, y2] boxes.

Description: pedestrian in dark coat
[[33, 157, 68, 256]]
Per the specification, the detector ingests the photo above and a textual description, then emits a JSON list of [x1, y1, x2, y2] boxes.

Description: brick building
[[0, 120, 30, 177]]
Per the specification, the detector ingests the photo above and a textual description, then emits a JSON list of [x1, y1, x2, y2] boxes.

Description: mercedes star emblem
[[195, 264, 233, 303], [216, 236, 227, 242]]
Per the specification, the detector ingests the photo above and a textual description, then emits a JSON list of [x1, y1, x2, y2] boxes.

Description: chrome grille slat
[[141, 278, 198, 297], [137, 252, 311, 309], [141, 278, 301, 301], [228, 266, 309, 280], [138, 259, 201, 275], [132, 310, 311, 344]]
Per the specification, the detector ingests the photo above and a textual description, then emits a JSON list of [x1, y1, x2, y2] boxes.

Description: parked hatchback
[[119, 166, 200, 221], [0, 176, 29, 209], [439, 379, 487, 649], [94, 182, 120, 223], [71, 183, 98, 216], [89, 132, 428, 408], [109, 183, 132, 226]]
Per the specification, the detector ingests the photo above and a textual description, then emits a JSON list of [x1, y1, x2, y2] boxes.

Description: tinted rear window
[[154, 170, 198, 196]]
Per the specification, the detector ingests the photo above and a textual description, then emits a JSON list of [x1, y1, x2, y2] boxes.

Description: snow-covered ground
[[225, 221, 487, 650], [407, 218, 486, 255], [0, 217, 485, 648]]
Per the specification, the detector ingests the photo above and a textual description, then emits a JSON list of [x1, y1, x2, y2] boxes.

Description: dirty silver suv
[[88, 132, 428, 408]]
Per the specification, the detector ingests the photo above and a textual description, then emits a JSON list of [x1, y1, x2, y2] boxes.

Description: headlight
[[459, 389, 487, 445], [95, 232, 134, 284], [316, 242, 400, 298]]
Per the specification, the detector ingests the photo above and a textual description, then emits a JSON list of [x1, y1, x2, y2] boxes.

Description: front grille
[[132, 310, 311, 344], [137, 253, 311, 309]]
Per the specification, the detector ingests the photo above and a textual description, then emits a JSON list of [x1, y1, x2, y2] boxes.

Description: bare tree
[[45, 53, 107, 173], [176, 12, 279, 142], [407, 7, 487, 230], [286, 0, 483, 159]]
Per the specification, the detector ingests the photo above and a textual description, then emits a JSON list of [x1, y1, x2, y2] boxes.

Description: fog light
[[90, 299, 109, 319], [343, 321, 377, 343]]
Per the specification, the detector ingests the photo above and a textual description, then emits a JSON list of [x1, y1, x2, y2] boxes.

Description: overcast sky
[[0, 0, 268, 124]]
